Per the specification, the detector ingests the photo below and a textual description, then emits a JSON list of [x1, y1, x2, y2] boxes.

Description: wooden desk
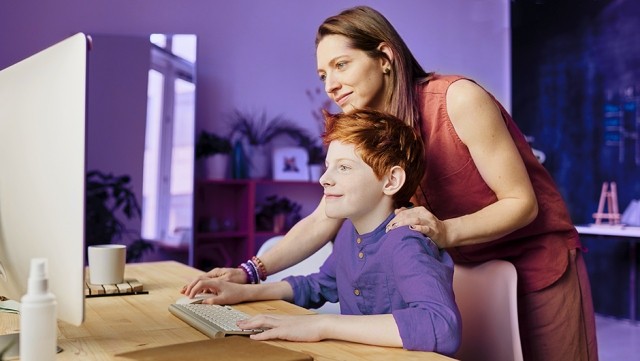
[[0, 261, 454, 360], [576, 225, 640, 322]]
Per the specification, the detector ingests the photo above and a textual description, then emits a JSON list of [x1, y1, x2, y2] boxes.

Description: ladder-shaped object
[[593, 181, 621, 225]]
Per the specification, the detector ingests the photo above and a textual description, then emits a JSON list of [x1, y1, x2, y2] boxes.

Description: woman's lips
[[335, 92, 352, 107]]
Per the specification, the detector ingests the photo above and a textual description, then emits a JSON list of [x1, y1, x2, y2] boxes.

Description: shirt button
[[354, 289, 360, 296], [356, 237, 362, 244], [358, 252, 364, 259]]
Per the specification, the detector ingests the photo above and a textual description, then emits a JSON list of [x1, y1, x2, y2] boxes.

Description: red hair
[[322, 109, 424, 207]]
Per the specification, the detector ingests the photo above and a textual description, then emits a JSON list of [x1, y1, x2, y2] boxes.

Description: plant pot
[[203, 154, 229, 179], [273, 213, 287, 233], [308, 164, 324, 182], [247, 145, 270, 179]]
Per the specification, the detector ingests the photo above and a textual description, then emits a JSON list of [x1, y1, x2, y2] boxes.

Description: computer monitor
[[0, 32, 88, 326]]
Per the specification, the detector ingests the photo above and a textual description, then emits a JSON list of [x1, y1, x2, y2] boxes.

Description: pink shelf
[[192, 179, 322, 271]]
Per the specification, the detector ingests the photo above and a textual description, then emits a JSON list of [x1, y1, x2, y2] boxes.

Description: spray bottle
[[20, 258, 57, 361]]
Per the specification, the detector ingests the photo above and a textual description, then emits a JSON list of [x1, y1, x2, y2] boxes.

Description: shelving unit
[[191, 179, 323, 271]]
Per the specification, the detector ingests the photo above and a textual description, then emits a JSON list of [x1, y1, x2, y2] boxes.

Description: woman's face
[[316, 35, 389, 113]]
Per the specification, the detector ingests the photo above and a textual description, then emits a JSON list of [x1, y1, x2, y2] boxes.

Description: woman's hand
[[387, 206, 449, 248], [239, 314, 329, 342], [203, 266, 248, 283], [183, 278, 249, 305], [181, 267, 247, 296]]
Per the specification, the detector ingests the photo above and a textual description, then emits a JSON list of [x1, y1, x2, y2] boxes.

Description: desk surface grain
[[1, 261, 454, 361]]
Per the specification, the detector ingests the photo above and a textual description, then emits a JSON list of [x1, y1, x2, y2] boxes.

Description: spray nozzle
[[30, 259, 47, 279], [27, 258, 49, 294]]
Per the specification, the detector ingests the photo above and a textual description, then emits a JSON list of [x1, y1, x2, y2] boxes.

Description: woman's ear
[[377, 42, 394, 72], [383, 166, 405, 196]]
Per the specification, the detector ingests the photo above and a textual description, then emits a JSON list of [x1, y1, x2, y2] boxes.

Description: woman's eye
[[319, 74, 326, 82], [336, 61, 346, 69], [338, 165, 350, 171]]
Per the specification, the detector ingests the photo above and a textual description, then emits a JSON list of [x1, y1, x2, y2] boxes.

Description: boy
[[184, 109, 461, 354]]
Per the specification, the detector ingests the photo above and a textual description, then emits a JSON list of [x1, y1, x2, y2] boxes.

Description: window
[[142, 34, 197, 246]]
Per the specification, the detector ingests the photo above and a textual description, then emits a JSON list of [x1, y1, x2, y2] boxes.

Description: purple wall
[[0, 0, 510, 138], [87, 34, 150, 234]]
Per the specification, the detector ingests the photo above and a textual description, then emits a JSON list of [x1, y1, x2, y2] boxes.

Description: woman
[[185, 6, 597, 361]]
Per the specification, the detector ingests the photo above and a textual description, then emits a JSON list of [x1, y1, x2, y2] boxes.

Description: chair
[[453, 260, 523, 361], [257, 236, 340, 314]]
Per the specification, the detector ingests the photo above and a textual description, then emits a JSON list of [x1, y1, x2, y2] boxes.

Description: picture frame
[[272, 146, 309, 181]]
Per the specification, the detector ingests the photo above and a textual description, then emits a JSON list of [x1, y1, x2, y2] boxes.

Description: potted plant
[[255, 195, 302, 233], [229, 110, 310, 179], [85, 170, 154, 263], [195, 130, 232, 179], [307, 145, 326, 181], [293, 133, 326, 181]]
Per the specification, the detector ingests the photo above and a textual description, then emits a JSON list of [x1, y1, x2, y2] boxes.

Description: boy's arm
[[391, 233, 461, 354], [284, 249, 339, 309], [243, 313, 403, 347], [319, 314, 402, 346]]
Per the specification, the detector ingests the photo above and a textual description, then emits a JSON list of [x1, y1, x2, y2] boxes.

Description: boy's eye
[[319, 73, 326, 82], [336, 61, 346, 69], [339, 165, 350, 171]]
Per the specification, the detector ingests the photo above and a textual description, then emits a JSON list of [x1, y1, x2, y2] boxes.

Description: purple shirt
[[285, 213, 461, 354]]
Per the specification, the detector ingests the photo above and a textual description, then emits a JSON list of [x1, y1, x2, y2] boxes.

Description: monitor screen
[[0, 32, 88, 326]]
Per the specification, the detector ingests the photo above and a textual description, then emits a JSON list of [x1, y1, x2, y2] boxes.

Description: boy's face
[[319, 140, 388, 223]]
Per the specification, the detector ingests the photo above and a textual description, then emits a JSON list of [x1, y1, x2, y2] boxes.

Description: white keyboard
[[169, 303, 263, 339]]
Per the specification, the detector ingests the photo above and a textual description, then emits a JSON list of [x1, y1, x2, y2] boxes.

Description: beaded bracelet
[[238, 262, 258, 284], [238, 263, 252, 284], [251, 256, 268, 281], [246, 260, 260, 281]]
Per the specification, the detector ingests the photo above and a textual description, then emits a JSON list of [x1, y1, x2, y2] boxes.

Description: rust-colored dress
[[413, 74, 597, 361]]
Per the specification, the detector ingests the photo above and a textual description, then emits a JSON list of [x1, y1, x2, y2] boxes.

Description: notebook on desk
[[115, 336, 312, 361]]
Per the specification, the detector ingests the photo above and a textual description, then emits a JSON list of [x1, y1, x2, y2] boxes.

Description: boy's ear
[[382, 166, 405, 196]]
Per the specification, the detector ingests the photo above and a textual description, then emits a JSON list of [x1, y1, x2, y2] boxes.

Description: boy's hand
[[238, 314, 329, 342]]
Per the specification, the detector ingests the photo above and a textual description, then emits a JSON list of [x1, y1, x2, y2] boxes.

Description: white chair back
[[453, 260, 524, 361], [257, 236, 340, 314]]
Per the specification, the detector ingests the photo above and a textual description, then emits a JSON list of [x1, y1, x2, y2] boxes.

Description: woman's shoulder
[[420, 74, 469, 93], [446, 78, 497, 119]]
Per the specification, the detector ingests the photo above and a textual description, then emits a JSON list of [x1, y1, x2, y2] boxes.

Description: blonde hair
[[316, 6, 433, 128], [322, 109, 424, 207]]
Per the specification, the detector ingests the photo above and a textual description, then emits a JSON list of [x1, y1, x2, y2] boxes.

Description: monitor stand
[[0, 333, 19, 359], [0, 332, 63, 358]]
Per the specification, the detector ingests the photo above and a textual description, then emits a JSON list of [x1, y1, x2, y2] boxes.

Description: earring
[[383, 67, 390, 74]]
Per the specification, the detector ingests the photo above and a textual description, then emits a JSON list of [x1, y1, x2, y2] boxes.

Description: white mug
[[88, 244, 126, 284]]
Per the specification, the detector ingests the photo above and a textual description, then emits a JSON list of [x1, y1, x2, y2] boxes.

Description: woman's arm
[[185, 278, 295, 305], [256, 196, 344, 275], [441, 80, 538, 247], [183, 197, 344, 290], [390, 80, 538, 248], [390, 233, 461, 354]]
